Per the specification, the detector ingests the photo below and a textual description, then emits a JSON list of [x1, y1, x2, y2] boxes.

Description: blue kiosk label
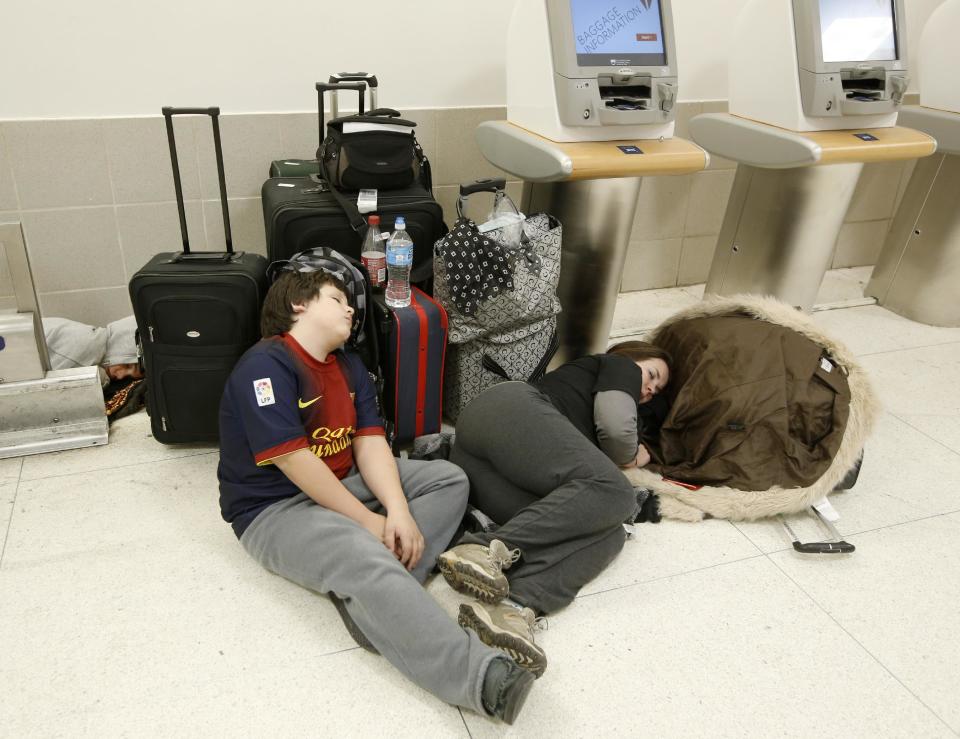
[[853, 133, 879, 141], [617, 145, 644, 154]]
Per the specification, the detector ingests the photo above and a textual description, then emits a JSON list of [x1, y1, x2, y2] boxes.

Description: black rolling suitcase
[[262, 177, 443, 278], [129, 107, 267, 444], [262, 80, 445, 280], [372, 287, 448, 447]]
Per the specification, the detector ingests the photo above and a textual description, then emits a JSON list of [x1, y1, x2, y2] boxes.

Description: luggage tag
[[812, 497, 840, 522], [477, 213, 523, 234], [357, 189, 378, 214]]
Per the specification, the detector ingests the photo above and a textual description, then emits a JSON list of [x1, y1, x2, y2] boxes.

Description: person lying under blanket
[[42, 316, 146, 422]]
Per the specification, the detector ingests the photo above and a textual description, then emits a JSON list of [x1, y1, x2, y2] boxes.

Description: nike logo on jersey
[[298, 395, 323, 409]]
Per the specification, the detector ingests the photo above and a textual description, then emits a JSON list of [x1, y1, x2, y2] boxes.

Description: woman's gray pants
[[451, 382, 638, 614], [240, 458, 499, 714]]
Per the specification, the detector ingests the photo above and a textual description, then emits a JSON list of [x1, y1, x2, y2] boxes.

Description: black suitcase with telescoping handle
[[129, 106, 268, 444], [261, 81, 445, 281]]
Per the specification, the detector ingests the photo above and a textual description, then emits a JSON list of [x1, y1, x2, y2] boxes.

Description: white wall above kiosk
[[507, 0, 679, 142], [728, 0, 909, 132], [918, 0, 960, 114]]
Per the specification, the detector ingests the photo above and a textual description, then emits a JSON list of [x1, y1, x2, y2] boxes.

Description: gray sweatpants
[[451, 382, 638, 614], [240, 458, 499, 714]]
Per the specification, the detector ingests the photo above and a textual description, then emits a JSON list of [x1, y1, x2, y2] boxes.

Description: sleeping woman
[[438, 341, 671, 676]]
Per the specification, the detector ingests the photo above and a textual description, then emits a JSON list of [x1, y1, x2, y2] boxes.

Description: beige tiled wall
[[0, 98, 923, 324]]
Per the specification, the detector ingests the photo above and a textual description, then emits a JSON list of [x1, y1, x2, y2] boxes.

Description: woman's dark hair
[[606, 340, 673, 369], [260, 271, 348, 337]]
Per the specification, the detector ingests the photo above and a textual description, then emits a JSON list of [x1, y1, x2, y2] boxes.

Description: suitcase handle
[[365, 108, 402, 118], [170, 251, 241, 264], [328, 73, 379, 118], [328, 72, 378, 89], [161, 106, 233, 255], [162, 106, 220, 117], [459, 178, 507, 197], [316, 82, 366, 151]]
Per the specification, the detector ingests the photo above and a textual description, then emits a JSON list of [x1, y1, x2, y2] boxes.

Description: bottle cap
[[394, 216, 405, 228], [368, 215, 380, 226]]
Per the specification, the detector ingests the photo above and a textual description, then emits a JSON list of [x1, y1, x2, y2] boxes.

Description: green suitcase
[[268, 158, 321, 178]]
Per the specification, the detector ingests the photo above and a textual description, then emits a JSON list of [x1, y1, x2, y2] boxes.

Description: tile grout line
[[575, 550, 769, 603], [729, 518, 769, 555], [764, 552, 959, 736], [0, 458, 25, 568], [457, 707, 473, 737], [857, 337, 960, 358], [17, 448, 219, 485], [733, 506, 960, 557], [38, 286, 129, 297], [887, 411, 960, 459], [583, 509, 960, 590], [100, 119, 130, 284], [841, 507, 960, 539], [9, 197, 264, 215], [1, 124, 24, 212]]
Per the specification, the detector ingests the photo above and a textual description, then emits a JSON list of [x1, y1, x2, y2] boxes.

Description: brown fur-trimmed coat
[[623, 295, 879, 522]]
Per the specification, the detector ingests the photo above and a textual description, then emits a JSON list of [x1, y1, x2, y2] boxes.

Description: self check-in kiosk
[[0, 222, 107, 459], [477, 0, 707, 363], [867, 0, 960, 326], [732, 0, 908, 131], [689, 0, 935, 312], [507, 0, 677, 142]]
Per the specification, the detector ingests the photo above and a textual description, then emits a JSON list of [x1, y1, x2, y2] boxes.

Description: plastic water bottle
[[385, 216, 413, 308]]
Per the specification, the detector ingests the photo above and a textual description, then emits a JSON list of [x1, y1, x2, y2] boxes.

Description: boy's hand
[[384, 509, 425, 571], [362, 513, 388, 544]]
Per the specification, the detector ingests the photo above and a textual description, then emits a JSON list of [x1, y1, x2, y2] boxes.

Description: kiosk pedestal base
[[476, 121, 708, 363], [705, 163, 863, 311], [867, 153, 960, 326], [522, 177, 643, 365], [0, 366, 108, 460]]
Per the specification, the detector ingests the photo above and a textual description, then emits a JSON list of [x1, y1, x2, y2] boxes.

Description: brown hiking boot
[[459, 601, 547, 678], [438, 539, 520, 603]]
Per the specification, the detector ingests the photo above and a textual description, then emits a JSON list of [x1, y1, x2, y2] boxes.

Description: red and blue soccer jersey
[[217, 333, 384, 538]]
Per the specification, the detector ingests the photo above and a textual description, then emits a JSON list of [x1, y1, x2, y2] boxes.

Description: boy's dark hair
[[606, 340, 674, 371], [260, 271, 349, 337]]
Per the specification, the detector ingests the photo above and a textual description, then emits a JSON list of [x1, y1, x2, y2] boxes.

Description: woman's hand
[[619, 444, 651, 469], [384, 509, 425, 571]]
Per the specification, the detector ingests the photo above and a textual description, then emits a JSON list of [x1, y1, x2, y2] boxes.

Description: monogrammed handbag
[[433, 181, 562, 345], [435, 179, 562, 420], [443, 317, 559, 422]]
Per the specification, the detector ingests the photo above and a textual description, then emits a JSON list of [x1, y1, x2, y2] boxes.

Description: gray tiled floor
[[1, 273, 959, 737]]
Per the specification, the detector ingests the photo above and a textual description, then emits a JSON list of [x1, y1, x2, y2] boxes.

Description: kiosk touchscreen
[[729, 0, 908, 131], [507, 0, 678, 142]]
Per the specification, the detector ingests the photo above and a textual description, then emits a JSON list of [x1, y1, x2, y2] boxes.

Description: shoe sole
[[438, 554, 508, 604], [459, 604, 547, 678], [329, 594, 379, 655]]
